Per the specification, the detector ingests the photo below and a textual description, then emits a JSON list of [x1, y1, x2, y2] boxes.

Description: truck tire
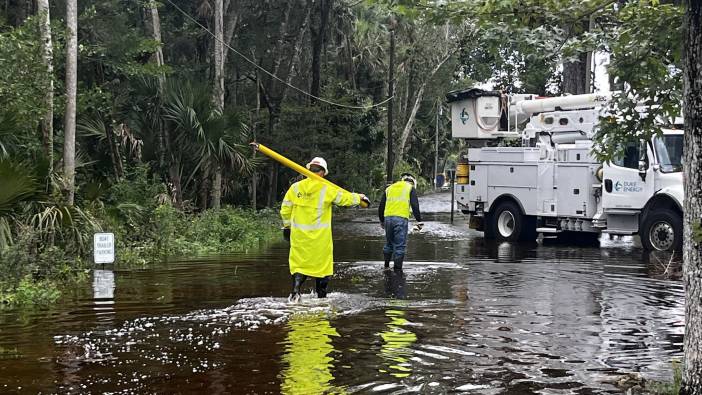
[[641, 209, 682, 252], [490, 201, 527, 242]]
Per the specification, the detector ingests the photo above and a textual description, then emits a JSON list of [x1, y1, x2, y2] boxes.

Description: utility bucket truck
[[447, 88, 684, 251]]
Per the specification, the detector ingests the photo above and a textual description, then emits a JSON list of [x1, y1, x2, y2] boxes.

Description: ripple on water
[[52, 292, 451, 392]]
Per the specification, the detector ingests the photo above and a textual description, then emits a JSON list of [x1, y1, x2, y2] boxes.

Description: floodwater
[[0, 193, 684, 394]]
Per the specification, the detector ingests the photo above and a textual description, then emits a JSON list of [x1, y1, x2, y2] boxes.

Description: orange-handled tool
[[251, 142, 370, 208]]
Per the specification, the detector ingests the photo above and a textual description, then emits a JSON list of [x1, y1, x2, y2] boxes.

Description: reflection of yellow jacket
[[281, 315, 339, 394], [379, 309, 416, 378], [281, 178, 361, 277]]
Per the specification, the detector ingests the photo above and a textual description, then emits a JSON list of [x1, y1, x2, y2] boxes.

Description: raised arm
[[330, 188, 361, 207]]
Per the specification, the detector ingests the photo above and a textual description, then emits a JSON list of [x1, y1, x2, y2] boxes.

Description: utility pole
[[386, 17, 396, 184], [434, 102, 441, 190]]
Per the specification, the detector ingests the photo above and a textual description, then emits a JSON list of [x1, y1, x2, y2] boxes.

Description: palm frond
[[0, 158, 40, 216], [0, 112, 21, 158], [0, 216, 12, 249]]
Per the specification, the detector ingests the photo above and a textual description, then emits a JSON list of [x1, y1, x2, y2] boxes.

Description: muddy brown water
[[0, 194, 684, 394]]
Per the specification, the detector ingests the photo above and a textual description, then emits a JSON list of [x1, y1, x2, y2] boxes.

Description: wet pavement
[[0, 193, 684, 394]]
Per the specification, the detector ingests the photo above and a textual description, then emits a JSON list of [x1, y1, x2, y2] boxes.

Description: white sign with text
[[93, 233, 115, 264]]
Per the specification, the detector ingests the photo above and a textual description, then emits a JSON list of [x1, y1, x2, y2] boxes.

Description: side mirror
[[638, 160, 647, 182], [638, 140, 648, 182]]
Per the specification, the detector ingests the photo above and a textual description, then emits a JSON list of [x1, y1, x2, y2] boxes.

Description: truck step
[[536, 227, 561, 234]]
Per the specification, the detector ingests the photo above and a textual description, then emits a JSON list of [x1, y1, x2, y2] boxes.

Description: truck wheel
[[641, 209, 682, 252], [491, 201, 524, 242]]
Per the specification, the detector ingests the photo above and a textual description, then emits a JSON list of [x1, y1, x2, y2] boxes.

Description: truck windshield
[[654, 134, 683, 173]]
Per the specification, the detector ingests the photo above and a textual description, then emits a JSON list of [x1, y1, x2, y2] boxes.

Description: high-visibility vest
[[384, 181, 412, 219]]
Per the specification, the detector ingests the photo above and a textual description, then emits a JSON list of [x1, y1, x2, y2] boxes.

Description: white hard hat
[[306, 157, 329, 175], [401, 173, 417, 188]]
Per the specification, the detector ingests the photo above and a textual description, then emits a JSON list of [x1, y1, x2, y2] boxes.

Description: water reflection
[[92, 269, 115, 319], [378, 309, 417, 379], [383, 270, 406, 299], [280, 314, 340, 394]]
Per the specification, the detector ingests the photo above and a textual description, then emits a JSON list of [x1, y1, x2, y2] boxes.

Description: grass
[[0, 205, 280, 307], [646, 359, 682, 394]]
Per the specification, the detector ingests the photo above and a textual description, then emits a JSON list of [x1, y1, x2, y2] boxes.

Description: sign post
[[93, 233, 115, 264], [447, 169, 456, 224]]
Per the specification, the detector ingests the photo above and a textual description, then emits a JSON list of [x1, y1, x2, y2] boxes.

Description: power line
[[164, 0, 393, 110]]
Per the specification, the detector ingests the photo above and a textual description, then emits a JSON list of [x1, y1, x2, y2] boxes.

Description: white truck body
[[448, 88, 684, 251]]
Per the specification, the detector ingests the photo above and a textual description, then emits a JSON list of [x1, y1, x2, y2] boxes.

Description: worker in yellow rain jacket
[[378, 173, 423, 272], [280, 157, 368, 303]]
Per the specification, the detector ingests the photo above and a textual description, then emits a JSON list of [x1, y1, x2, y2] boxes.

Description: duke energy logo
[[460, 108, 470, 124], [614, 181, 643, 193]]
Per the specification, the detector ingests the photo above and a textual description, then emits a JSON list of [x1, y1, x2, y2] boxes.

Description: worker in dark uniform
[[378, 173, 422, 272]]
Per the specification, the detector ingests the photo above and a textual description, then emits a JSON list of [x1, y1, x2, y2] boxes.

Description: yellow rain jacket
[[280, 178, 361, 277], [384, 181, 412, 219]]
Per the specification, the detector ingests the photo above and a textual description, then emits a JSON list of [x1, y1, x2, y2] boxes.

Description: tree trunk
[[397, 52, 453, 159], [386, 25, 396, 184], [63, 0, 78, 206], [199, 165, 210, 211], [213, 0, 225, 112], [169, 162, 183, 208], [562, 22, 589, 95], [251, 72, 261, 210], [105, 125, 123, 180], [267, 164, 278, 207], [211, 165, 223, 209], [210, 0, 225, 209], [562, 54, 588, 95], [144, 2, 167, 172], [283, 3, 312, 91], [682, 0, 702, 393], [222, 0, 240, 66], [345, 35, 356, 90], [310, 0, 333, 101], [38, 0, 53, 180], [270, 1, 295, 81]]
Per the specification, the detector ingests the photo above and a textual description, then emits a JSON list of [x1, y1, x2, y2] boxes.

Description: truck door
[[602, 141, 655, 210]]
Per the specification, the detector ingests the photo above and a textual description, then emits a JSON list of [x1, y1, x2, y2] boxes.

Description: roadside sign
[[94, 233, 115, 264]]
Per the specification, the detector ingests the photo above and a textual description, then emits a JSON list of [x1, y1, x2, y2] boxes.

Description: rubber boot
[[393, 256, 404, 272], [315, 276, 330, 298], [288, 273, 306, 303], [383, 252, 392, 270]]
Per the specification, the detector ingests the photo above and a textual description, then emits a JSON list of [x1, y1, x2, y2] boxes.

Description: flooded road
[[0, 193, 684, 393]]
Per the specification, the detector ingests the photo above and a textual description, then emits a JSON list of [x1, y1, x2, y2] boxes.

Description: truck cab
[[601, 130, 683, 250]]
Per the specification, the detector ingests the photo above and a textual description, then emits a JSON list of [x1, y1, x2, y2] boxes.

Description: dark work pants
[[291, 273, 330, 297]]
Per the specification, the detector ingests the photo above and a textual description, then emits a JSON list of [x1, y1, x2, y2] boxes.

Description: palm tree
[[0, 158, 40, 248], [163, 80, 254, 209]]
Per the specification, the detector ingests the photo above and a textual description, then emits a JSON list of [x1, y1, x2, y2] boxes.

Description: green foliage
[[0, 158, 40, 217], [0, 277, 61, 306], [0, 16, 48, 145], [647, 359, 682, 394], [592, 3, 684, 161], [0, 230, 90, 307], [272, 88, 384, 194], [146, 205, 279, 259]]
